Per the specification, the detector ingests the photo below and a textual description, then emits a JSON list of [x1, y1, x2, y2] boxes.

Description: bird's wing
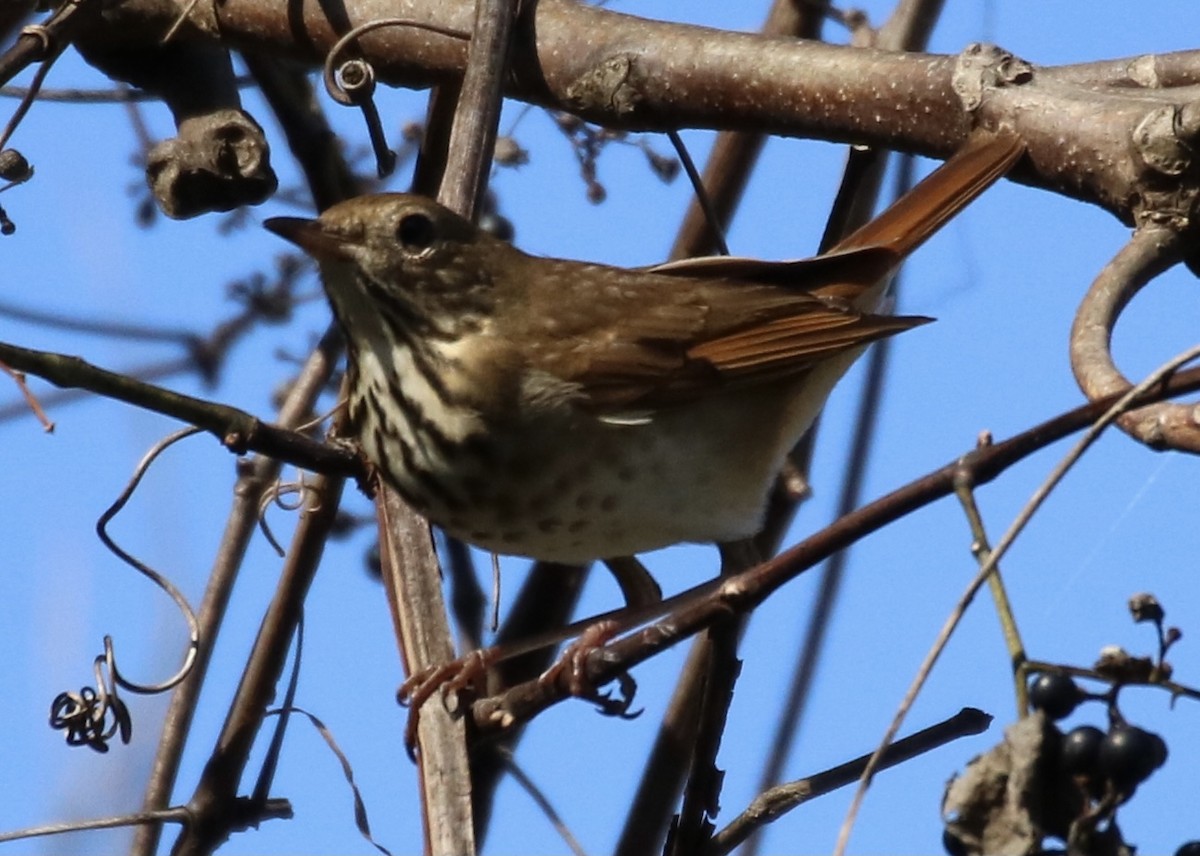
[[506, 248, 914, 413], [508, 130, 1023, 416]]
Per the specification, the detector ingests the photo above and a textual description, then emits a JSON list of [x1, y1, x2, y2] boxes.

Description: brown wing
[[503, 131, 1022, 415], [685, 304, 929, 384], [504, 250, 912, 412]]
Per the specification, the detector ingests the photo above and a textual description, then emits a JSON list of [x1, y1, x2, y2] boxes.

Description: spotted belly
[[354, 382, 805, 563]]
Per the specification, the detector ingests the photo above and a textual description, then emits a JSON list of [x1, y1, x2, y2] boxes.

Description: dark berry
[[0, 148, 31, 181], [1174, 842, 1200, 856], [1098, 725, 1168, 789], [1060, 725, 1105, 778], [1028, 673, 1083, 720]]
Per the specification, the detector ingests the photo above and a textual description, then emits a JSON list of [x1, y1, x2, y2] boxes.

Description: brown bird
[[265, 132, 1022, 564]]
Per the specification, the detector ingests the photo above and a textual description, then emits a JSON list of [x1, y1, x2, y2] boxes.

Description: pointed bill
[[263, 216, 358, 262]]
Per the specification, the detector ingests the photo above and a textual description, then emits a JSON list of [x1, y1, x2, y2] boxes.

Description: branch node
[[146, 108, 277, 219], [566, 53, 645, 116], [953, 43, 1032, 113], [1125, 55, 1161, 88], [1133, 105, 1194, 178], [223, 428, 250, 453]]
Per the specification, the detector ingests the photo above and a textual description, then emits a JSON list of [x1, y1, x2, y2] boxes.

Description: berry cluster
[[943, 593, 1195, 856], [1030, 672, 1168, 799]]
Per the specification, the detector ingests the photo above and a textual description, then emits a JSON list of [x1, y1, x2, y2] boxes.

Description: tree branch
[[708, 708, 991, 856], [89, 0, 1200, 227], [1069, 224, 1198, 452], [0, 339, 362, 479]]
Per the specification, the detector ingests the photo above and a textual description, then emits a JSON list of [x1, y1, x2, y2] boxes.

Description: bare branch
[[87, 0, 1200, 226], [174, 471, 347, 856], [132, 324, 345, 856], [834, 340, 1200, 856], [0, 338, 361, 478], [708, 708, 992, 856]]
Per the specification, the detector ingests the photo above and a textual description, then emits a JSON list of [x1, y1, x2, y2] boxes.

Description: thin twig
[[620, 2, 826, 849], [471, 561, 592, 832], [0, 359, 53, 429], [952, 467, 1027, 712], [709, 708, 990, 856], [0, 339, 361, 479], [746, 154, 910, 856], [1020, 659, 1200, 703], [665, 129, 728, 256], [133, 33, 361, 856], [131, 325, 344, 856], [0, 807, 191, 844], [0, 296, 197, 342], [496, 748, 591, 856], [171, 471, 347, 856]]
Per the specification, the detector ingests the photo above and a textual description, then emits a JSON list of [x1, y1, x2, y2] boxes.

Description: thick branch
[[91, 0, 1200, 226], [95, 0, 969, 147], [1070, 225, 1199, 452]]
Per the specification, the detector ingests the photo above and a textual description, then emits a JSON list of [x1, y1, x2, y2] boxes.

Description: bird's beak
[[263, 217, 357, 262]]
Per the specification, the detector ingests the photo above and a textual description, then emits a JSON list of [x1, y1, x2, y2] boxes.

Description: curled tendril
[[50, 428, 202, 750], [332, 58, 377, 106], [257, 478, 324, 556], [321, 18, 469, 178], [321, 18, 470, 106], [49, 638, 133, 753]]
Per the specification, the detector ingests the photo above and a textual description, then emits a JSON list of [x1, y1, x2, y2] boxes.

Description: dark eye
[[396, 212, 436, 250]]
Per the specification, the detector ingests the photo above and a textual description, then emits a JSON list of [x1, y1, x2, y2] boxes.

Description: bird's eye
[[396, 212, 436, 250]]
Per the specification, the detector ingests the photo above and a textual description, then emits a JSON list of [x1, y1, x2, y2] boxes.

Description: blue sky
[[3, 3, 1200, 854]]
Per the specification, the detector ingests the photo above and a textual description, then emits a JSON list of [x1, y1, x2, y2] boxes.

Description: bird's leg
[[603, 554, 663, 608], [718, 537, 763, 575]]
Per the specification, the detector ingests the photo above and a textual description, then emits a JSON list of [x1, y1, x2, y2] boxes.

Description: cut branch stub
[[952, 42, 1033, 115], [74, 32, 278, 218], [1131, 99, 1200, 232], [146, 108, 277, 219]]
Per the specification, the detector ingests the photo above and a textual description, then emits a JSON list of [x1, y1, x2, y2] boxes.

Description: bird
[[265, 132, 1023, 566]]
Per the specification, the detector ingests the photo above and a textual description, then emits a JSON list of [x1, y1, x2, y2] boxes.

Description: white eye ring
[[396, 212, 436, 252]]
